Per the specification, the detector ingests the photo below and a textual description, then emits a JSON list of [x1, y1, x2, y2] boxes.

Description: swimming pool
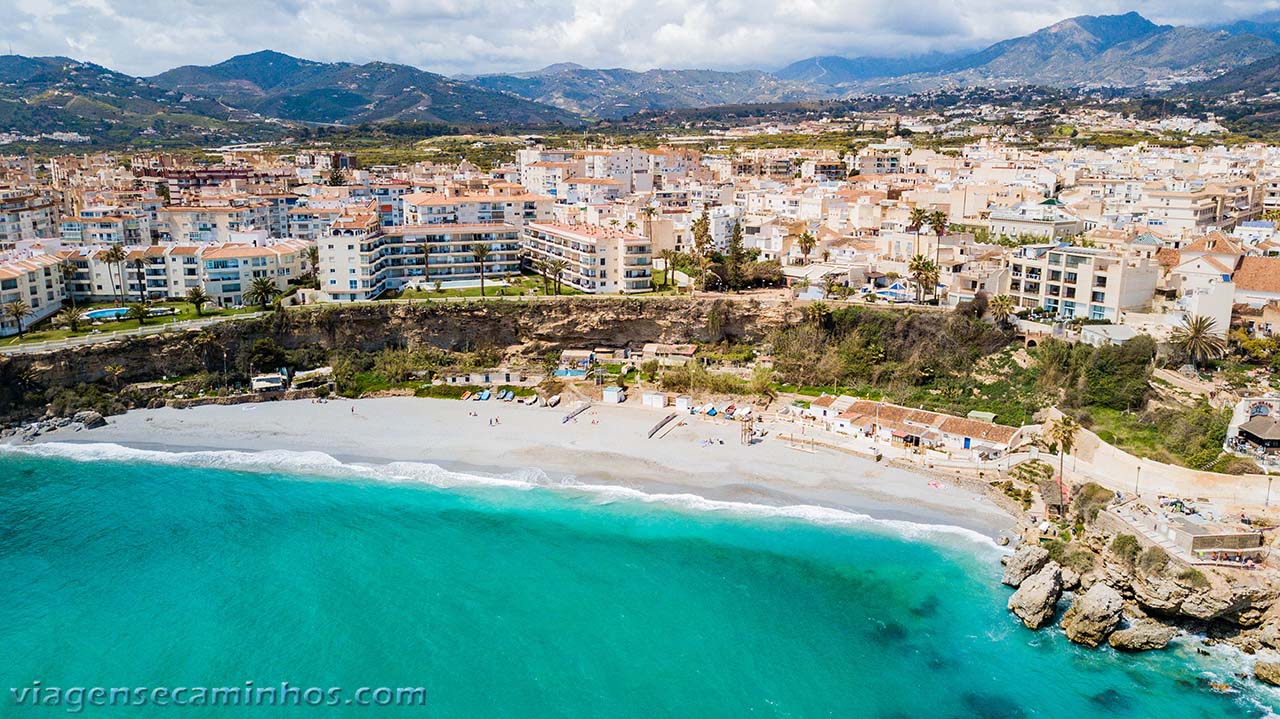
[[554, 369, 587, 378], [84, 307, 129, 320]]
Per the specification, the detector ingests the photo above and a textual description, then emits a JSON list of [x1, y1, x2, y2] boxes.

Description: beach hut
[[675, 395, 694, 412], [642, 392, 668, 408], [602, 386, 626, 404]]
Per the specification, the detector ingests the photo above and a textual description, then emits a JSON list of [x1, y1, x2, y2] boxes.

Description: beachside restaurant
[[1233, 415, 1280, 455]]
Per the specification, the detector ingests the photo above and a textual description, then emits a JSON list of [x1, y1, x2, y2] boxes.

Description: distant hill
[[1179, 54, 1280, 96], [774, 53, 963, 86], [150, 51, 580, 126], [0, 55, 265, 145], [468, 66, 831, 119], [785, 13, 1279, 93]]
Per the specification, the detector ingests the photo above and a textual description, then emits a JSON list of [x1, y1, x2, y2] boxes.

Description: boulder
[[1008, 562, 1063, 629], [1061, 583, 1124, 648], [1255, 661, 1280, 687], [1061, 568, 1081, 592], [1108, 621, 1176, 652], [72, 411, 106, 430], [1002, 545, 1050, 587]]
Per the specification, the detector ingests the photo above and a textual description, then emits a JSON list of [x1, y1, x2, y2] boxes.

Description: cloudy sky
[[4, 0, 1280, 76]]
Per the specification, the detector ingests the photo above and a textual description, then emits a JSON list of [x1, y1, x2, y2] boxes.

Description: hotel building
[[523, 222, 652, 294]]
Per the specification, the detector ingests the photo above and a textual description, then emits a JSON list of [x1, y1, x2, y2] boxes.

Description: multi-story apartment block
[[199, 239, 310, 307], [1002, 244, 1158, 321], [157, 202, 271, 244], [0, 253, 64, 336], [0, 189, 56, 250], [523, 222, 652, 294], [319, 208, 520, 302], [401, 191, 552, 228], [988, 201, 1086, 241]]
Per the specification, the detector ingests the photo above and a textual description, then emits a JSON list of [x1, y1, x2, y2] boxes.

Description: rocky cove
[[1001, 489, 1280, 687]]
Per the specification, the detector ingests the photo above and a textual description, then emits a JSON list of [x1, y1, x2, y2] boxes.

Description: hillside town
[[2, 136, 1280, 335]]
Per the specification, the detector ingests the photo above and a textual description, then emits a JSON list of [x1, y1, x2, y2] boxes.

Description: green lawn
[[392, 274, 585, 300], [5, 301, 259, 345]]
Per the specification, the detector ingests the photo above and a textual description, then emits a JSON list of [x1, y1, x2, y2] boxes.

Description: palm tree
[[908, 255, 937, 304], [125, 303, 149, 328], [624, 220, 637, 234], [305, 245, 320, 284], [132, 257, 147, 304], [1046, 415, 1080, 513], [548, 258, 569, 295], [822, 274, 837, 299], [59, 260, 78, 310], [1171, 314, 1227, 371], [661, 249, 678, 290], [103, 244, 126, 306], [641, 206, 658, 238], [534, 259, 551, 294], [4, 299, 32, 338], [244, 277, 281, 310], [908, 207, 929, 257], [185, 286, 210, 317], [104, 364, 125, 390], [928, 209, 948, 269], [797, 231, 816, 265], [988, 294, 1017, 328], [57, 306, 86, 332], [471, 242, 492, 296]]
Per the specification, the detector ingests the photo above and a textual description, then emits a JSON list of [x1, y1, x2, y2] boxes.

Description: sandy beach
[[27, 396, 1016, 538]]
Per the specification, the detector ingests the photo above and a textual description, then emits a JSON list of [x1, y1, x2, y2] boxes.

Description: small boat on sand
[[548, 394, 561, 408], [461, 391, 472, 400], [479, 390, 491, 401]]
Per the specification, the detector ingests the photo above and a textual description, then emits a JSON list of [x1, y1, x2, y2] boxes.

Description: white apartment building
[[0, 253, 64, 336], [988, 201, 1085, 241], [1003, 244, 1159, 321], [199, 239, 310, 307], [0, 189, 56, 250], [402, 191, 553, 229], [158, 203, 271, 244], [523, 222, 652, 294], [319, 209, 521, 301]]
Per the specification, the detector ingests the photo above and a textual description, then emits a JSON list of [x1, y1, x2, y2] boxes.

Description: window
[[1091, 291, 1105, 303]]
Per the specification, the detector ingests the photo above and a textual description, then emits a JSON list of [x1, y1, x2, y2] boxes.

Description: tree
[[1171, 314, 1226, 370], [132, 258, 147, 303], [305, 246, 321, 283], [125, 303, 149, 328], [103, 244, 126, 306], [726, 221, 745, 291], [928, 209, 948, 270], [641, 205, 658, 238], [534, 259, 551, 294], [105, 364, 125, 390], [59, 261, 78, 310], [471, 242, 492, 297], [548, 258, 568, 295], [661, 249, 678, 290], [327, 167, 347, 186], [185, 286, 210, 317], [4, 299, 32, 338], [57, 306, 86, 332], [1046, 415, 1080, 512], [908, 255, 938, 304], [244, 277, 281, 310], [797, 231, 816, 265], [624, 220, 637, 234], [692, 211, 712, 291], [987, 294, 1017, 328], [908, 207, 929, 257]]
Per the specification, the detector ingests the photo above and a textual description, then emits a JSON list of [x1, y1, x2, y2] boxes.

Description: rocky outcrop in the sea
[[1061, 583, 1124, 647], [1108, 621, 1176, 652], [1008, 562, 1062, 629], [1002, 545, 1049, 587], [1254, 661, 1280, 687]]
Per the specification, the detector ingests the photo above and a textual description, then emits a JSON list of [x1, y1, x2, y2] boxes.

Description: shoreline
[[20, 396, 1017, 540]]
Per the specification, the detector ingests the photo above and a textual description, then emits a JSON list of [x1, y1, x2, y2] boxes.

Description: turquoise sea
[[0, 444, 1277, 718]]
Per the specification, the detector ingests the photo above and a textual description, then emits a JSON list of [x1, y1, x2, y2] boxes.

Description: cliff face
[[1, 298, 791, 406]]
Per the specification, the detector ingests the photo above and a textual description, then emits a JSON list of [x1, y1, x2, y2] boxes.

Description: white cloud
[[0, 0, 1278, 76]]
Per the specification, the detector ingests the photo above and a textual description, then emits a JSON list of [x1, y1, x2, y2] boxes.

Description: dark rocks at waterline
[[1008, 562, 1062, 629], [1109, 622, 1177, 652], [1062, 583, 1124, 648], [1, 412, 107, 443], [1001, 545, 1049, 587]]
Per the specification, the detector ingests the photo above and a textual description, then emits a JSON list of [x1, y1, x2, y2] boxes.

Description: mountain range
[[6, 11, 1280, 145]]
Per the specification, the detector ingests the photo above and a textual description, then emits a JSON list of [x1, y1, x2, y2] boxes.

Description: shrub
[[1072, 482, 1115, 523], [1063, 548, 1097, 574], [1177, 568, 1210, 589], [1137, 546, 1169, 575], [1110, 534, 1140, 567]]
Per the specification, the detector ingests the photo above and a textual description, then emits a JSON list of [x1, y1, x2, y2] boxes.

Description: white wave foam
[[2, 442, 1003, 551]]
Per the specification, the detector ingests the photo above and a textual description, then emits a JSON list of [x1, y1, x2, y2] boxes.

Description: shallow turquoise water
[[0, 447, 1276, 717]]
